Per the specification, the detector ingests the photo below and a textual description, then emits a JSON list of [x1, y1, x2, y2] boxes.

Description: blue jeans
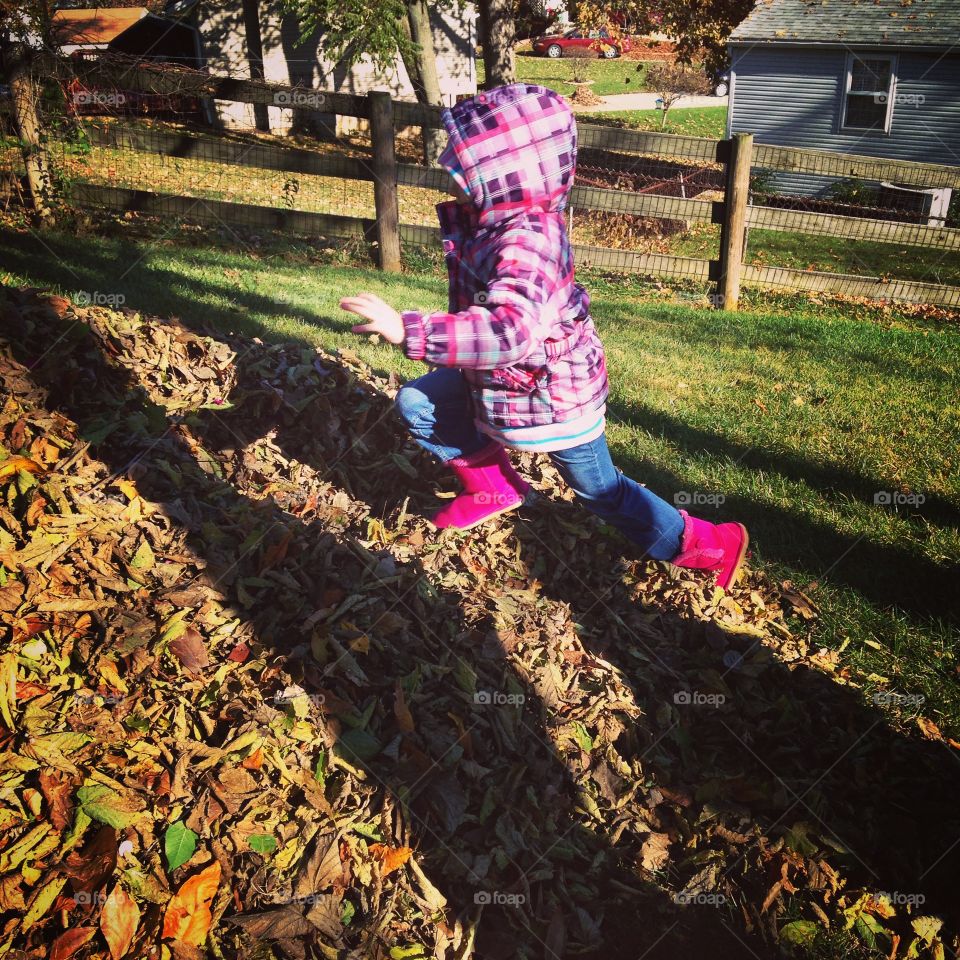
[[395, 368, 684, 561]]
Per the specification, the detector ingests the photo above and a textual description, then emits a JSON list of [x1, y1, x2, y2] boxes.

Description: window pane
[[845, 94, 887, 129], [851, 58, 891, 93]]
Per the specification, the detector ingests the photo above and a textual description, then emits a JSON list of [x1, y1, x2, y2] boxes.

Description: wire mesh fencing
[[3, 52, 959, 306]]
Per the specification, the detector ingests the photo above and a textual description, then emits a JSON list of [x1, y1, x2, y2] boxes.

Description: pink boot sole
[[431, 494, 526, 531], [719, 522, 750, 590]]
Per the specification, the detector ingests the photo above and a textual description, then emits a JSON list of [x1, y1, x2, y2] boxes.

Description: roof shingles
[[730, 0, 960, 47]]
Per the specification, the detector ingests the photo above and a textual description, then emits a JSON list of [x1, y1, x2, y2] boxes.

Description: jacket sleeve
[[402, 227, 558, 370]]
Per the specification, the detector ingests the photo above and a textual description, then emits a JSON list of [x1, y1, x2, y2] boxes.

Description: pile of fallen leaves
[[566, 85, 605, 108], [1, 286, 959, 960]]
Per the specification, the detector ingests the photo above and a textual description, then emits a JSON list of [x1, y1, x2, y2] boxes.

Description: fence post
[[718, 132, 753, 310], [369, 91, 401, 273]]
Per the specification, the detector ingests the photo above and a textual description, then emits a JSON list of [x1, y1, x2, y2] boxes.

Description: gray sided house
[[727, 0, 960, 221], [164, 0, 477, 135]]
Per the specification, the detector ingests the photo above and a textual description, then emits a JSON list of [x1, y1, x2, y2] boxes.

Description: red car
[[532, 27, 631, 58]]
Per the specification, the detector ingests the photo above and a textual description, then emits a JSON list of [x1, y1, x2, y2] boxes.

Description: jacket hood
[[438, 83, 577, 228]]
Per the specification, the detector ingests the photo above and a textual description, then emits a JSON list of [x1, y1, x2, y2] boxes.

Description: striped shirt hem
[[476, 405, 606, 453]]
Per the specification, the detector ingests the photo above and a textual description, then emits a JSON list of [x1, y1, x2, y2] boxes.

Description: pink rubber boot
[[432, 444, 530, 531], [671, 510, 750, 590]]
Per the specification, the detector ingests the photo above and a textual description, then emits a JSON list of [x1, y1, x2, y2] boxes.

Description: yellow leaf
[[98, 659, 129, 695], [0, 457, 44, 481], [0, 652, 16, 731], [21, 875, 67, 932], [116, 479, 140, 501]]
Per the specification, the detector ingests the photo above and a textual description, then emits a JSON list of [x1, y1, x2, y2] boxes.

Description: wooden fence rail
[[21, 56, 960, 309]]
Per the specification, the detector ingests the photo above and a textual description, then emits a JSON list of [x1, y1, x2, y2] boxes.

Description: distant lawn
[[577, 105, 727, 138], [668, 222, 960, 287], [479, 52, 650, 96]]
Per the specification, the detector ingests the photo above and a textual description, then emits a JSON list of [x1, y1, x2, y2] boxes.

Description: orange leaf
[[259, 530, 293, 572], [100, 884, 140, 960], [50, 927, 97, 960], [64, 613, 94, 642], [15, 680, 49, 700], [241, 746, 263, 770], [162, 860, 221, 947], [917, 716, 942, 741], [0, 456, 44, 481], [394, 681, 414, 734], [369, 844, 413, 877], [26, 495, 47, 528], [44, 295, 72, 318]]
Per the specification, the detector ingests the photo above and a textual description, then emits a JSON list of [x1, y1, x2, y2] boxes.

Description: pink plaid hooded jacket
[[401, 83, 609, 447]]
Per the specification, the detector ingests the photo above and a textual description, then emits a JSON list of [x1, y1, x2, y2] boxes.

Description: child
[[340, 83, 749, 589]]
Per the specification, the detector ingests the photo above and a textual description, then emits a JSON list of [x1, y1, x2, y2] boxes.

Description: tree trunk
[[399, 0, 445, 166], [241, 0, 270, 132], [2, 40, 54, 223], [479, 0, 515, 88]]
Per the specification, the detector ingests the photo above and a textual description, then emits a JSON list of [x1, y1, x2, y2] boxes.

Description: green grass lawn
[[665, 222, 960, 287], [480, 52, 651, 96], [1, 223, 958, 740], [578, 105, 728, 138]]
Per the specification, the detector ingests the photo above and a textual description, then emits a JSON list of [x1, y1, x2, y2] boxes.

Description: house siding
[[729, 45, 960, 195], [193, 0, 476, 133]]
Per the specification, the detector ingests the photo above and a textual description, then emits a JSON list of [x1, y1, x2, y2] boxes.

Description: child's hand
[[340, 293, 405, 345]]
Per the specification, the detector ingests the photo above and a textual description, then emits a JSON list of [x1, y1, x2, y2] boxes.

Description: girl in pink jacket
[[341, 83, 749, 589]]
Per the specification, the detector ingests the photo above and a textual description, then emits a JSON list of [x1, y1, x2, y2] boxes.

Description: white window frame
[[840, 51, 897, 134]]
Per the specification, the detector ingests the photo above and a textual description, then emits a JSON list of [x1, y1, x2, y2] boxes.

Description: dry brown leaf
[[640, 832, 671, 871], [39, 769, 75, 831], [0, 581, 25, 612], [50, 927, 98, 960], [170, 627, 210, 674], [66, 826, 118, 895]]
